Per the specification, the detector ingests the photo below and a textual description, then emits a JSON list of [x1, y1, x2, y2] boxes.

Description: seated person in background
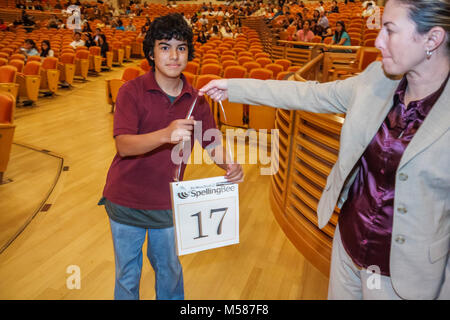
[[0, 19, 7, 31], [316, 1, 325, 14], [94, 27, 102, 42], [82, 21, 93, 33], [138, 26, 147, 38], [96, 34, 109, 61], [331, 21, 351, 46], [330, 0, 339, 13], [116, 20, 125, 31], [70, 32, 86, 49], [40, 40, 54, 58], [20, 39, 39, 60], [22, 12, 36, 32], [196, 30, 209, 44], [321, 24, 333, 40], [48, 15, 59, 29], [83, 33, 96, 47], [125, 19, 136, 31], [221, 25, 234, 38], [293, 20, 315, 42], [318, 10, 329, 29]]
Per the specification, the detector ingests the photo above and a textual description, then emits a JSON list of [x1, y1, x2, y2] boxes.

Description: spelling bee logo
[[177, 186, 189, 200]]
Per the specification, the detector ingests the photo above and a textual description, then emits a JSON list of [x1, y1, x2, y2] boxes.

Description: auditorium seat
[[202, 58, 220, 66], [27, 56, 42, 63], [0, 91, 16, 184], [9, 59, 24, 73], [242, 61, 261, 73], [220, 65, 247, 128], [140, 59, 151, 73], [221, 60, 239, 70], [254, 52, 271, 59], [74, 50, 90, 81], [112, 41, 124, 66], [237, 56, 253, 65], [185, 61, 199, 75], [58, 53, 76, 87], [16, 61, 41, 104], [40, 57, 60, 95], [0, 58, 7, 66], [248, 68, 276, 131], [182, 71, 196, 87], [9, 54, 25, 61], [199, 63, 222, 76], [194, 74, 221, 119], [276, 71, 291, 80], [274, 59, 292, 71], [88, 46, 102, 75], [265, 63, 284, 79], [0, 65, 19, 98], [220, 55, 235, 63], [106, 66, 143, 112], [255, 57, 272, 68]]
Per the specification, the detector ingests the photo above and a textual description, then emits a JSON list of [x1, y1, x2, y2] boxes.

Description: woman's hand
[[225, 163, 244, 183], [198, 79, 229, 102]]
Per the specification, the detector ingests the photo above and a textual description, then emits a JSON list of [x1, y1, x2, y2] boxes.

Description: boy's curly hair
[[143, 13, 195, 67]]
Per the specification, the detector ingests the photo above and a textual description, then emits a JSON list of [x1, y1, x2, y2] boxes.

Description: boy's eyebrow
[[157, 41, 188, 47]]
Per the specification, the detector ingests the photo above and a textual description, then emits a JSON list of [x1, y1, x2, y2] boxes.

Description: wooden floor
[[0, 60, 328, 300]]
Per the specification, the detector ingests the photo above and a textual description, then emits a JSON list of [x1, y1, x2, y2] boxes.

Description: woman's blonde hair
[[395, 0, 450, 52]]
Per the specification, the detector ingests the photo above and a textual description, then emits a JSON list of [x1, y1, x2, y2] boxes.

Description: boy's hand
[[225, 163, 244, 183], [165, 117, 196, 144]]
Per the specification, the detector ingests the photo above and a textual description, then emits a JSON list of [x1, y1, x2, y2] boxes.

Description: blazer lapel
[[398, 79, 450, 169], [362, 77, 401, 148]]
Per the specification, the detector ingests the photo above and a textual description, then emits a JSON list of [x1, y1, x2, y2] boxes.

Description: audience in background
[[70, 32, 86, 49], [40, 40, 54, 58]]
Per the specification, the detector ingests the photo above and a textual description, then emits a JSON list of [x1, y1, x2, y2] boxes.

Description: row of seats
[[0, 91, 15, 184]]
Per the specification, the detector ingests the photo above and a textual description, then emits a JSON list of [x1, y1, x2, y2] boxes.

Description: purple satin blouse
[[338, 73, 449, 276]]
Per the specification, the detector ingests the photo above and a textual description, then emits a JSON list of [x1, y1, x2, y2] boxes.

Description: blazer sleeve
[[227, 61, 381, 114]]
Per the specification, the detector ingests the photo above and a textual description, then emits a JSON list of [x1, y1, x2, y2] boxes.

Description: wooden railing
[[270, 53, 349, 276]]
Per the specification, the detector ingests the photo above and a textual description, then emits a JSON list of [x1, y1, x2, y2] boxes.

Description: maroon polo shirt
[[338, 73, 449, 276], [102, 70, 217, 210]]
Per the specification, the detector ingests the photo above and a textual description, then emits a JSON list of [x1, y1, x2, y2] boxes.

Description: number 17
[[190, 207, 228, 240]]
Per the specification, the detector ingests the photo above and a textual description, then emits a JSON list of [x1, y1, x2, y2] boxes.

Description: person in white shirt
[[199, 14, 209, 25], [316, 1, 325, 14], [70, 32, 85, 49]]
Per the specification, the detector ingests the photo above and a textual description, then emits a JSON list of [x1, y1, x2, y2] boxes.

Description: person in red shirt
[[99, 13, 243, 300]]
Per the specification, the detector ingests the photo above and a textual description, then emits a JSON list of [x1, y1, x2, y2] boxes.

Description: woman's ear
[[425, 26, 446, 53]]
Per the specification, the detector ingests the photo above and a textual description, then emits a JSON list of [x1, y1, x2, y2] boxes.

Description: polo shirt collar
[[142, 68, 196, 98]]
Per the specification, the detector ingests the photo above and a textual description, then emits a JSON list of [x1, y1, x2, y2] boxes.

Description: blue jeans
[[109, 218, 184, 300]]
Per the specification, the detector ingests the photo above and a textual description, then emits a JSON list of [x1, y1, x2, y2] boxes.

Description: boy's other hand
[[165, 117, 196, 144]]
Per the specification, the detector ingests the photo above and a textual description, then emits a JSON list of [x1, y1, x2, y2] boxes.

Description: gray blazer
[[228, 62, 450, 299]]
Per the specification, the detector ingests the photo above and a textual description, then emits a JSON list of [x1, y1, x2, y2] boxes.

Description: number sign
[[170, 176, 239, 256]]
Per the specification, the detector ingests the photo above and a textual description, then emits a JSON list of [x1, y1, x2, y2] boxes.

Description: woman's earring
[[426, 49, 433, 59]]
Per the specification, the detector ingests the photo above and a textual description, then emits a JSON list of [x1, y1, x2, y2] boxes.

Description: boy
[[99, 13, 243, 300]]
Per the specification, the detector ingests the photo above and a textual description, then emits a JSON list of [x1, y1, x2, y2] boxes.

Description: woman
[[293, 19, 315, 42], [200, 0, 450, 300], [20, 39, 39, 60], [96, 34, 109, 60], [40, 40, 54, 58], [331, 21, 351, 46]]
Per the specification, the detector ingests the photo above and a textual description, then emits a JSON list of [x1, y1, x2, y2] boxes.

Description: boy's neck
[[154, 69, 183, 97]]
